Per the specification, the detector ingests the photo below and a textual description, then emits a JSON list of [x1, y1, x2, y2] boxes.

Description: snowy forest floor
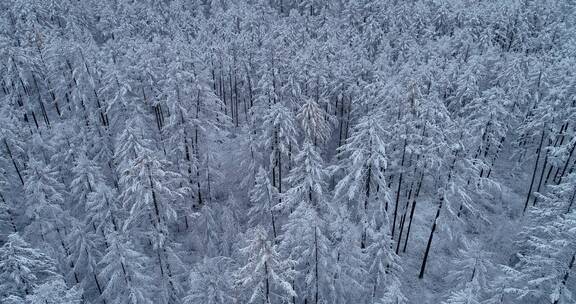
[[399, 140, 528, 303]]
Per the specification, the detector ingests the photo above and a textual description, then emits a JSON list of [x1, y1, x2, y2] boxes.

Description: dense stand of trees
[[0, 0, 575, 303]]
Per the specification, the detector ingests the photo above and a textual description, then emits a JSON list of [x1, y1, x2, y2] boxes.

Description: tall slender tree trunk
[[195, 92, 203, 207], [32, 74, 50, 128], [362, 137, 372, 249], [337, 95, 345, 152], [206, 154, 213, 204], [392, 138, 407, 239], [0, 191, 17, 232], [532, 138, 551, 207], [419, 193, 444, 279], [553, 253, 575, 304], [264, 261, 271, 304], [419, 144, 460, 278], [93, 272, 106, 304], [79, 49, 108, 126], [544, 123, 569, 184], [403, 170, 425, 252], [314, 226, 319, 304], [3, 139, 24, 185], [486, 136, 506, 178], [555, 139, 576, 184], [524, 126, 546, 213], [396, 173, 414, 254]]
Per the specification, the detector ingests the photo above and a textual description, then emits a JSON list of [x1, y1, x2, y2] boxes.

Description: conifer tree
[[70, 151, 107, 216], [366, 216, 404, 303], [512, 197, 576, 303], [26, 279, 82, 304], [24, 157, 69, 247], [280, 201, 331, 304], [0, 233, 59, 300], [297, 98, 332, 145], [248, 167, 279, 238], [184, 256, 235, 304], [334, 115, 390, 248], [99, 232, 154, 304], [235, 226, 296, 304], [259, 102, 298, 200]]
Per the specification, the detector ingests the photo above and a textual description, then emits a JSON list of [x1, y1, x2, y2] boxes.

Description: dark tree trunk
[[524, 127, 546, 213], [533, 138, 551, 207], [264, 261, 271, 304], [419, 193, 444, 279], [32, 74, 50, 128], [555, 138, 576, 184], [3, 139, 24, 185], [392, 138, 407, 239], [403, 170, 425, 252], [419, 143, 460, 278], [0, 191, 17, 232], [553, 253, 575, 304]]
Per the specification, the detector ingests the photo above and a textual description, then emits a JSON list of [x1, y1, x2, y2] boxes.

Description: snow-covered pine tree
[[280, 201, 331, 304], [118, 144, 186, 302], [511, 178, 576, 304], [113, 112, 155, 175], [0, 95, 28, 187], [0, 159, 17, 238], [419, 114, 498, 279], [23, 156, 69, 249], [444, 238, 495, 303], [278, 140, 333, 303], [184, 256, 236, 304], [66, 219, 105, 301], [281, 140, 330, 213], [365, 214, 404, 303], [0, 188, 17, 239], [70, 150, 107, 216], [259, 102, 298, 202], [377, 278, 407, 304], [328, 209, 367, 304], [162, 48, 228, 208], [296, 98, 332, 145], [218, 195, 245, 257], [441, 287, 481, 304], [235, 226, 296, 304], [192, 203, 220, 256], [0, 233, 60, 301], [85, 183, 121, 238], [334, 114, 391, 248], [26, 279, 82, 304], [99, 231, 154, 304], [248, 167, 279, 239]]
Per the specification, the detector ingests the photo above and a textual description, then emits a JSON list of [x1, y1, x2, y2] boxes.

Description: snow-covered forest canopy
[[0, 0, 575, 303]]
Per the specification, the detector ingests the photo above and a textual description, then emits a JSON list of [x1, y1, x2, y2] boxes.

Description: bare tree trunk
[[419, 193, 444, 279], [314, 226, 319, 304], [403, 170, 425, 253], [544, 123, 569, 184], [31, 74, 50, 128], [264, 261, 271, 304], [533, 138, 551, 207], [419, 142, 460, 278], [362, 137, 372, 249], [553, 253, 575, 304], [555, 138, 576, 184], [195, 92, 203, 207], [524, 126, 546, 213], [392, 138, 407, 239], [0, 191, 17, 232], [3, 139, 24, 185]]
